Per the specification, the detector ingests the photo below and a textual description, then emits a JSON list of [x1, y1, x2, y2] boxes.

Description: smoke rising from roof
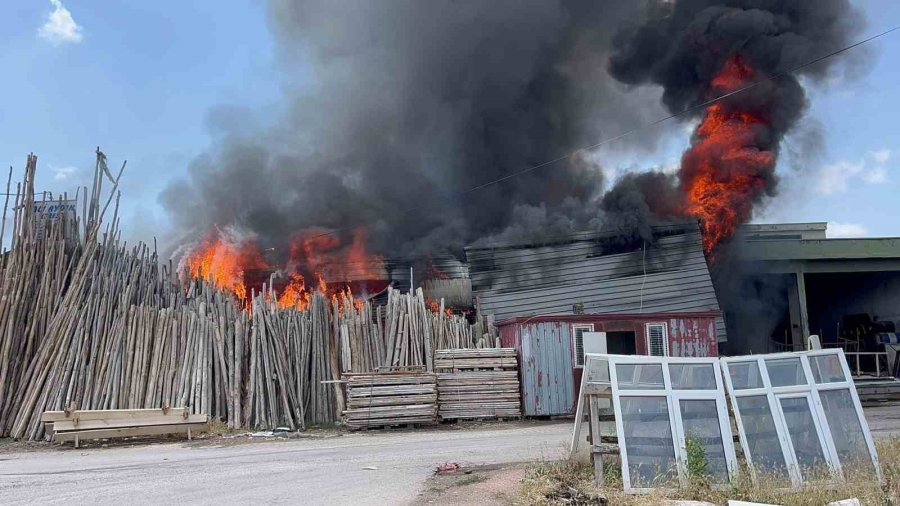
[[161, 1, 669, 258], [605, 0, 865, 249], [162, 0, 865, 261]]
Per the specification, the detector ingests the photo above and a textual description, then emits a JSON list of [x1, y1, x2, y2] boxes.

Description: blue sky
[[1, 0, 899, 250]]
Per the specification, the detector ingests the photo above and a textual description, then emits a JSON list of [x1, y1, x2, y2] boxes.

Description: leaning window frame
[[720, 349, 882, 488], [572, 323, 595, 368], [606, 354, 737, 494]]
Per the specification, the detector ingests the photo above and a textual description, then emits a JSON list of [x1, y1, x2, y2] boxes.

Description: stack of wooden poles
[[0, 152, 501, 440]]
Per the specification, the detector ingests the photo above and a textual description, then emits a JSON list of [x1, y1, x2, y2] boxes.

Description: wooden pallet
[[341, 371, 438, 429], [435, 349, 522, 420]]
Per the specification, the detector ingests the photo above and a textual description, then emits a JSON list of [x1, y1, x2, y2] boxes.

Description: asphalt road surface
[[0, 421, 572, 505], [2, 404, 898, 506]]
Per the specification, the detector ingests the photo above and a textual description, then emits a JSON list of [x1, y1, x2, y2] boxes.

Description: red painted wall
[[497, 312, 720, 415]]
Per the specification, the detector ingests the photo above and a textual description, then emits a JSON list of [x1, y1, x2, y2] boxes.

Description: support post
[[589, 396, 605, 487], [787, 270, 810, 351]]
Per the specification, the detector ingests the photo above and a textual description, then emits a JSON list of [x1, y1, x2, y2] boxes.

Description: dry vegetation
[[520, 437, 900, 505]]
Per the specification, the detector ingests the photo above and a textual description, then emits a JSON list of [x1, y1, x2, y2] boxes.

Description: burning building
[[168, 1, 875, 384]]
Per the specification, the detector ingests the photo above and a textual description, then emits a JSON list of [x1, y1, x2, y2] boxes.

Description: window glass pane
[[766, 358, 807, 387], [810, 355, 846, 384], [735, 395, 789, 483], [680, 399, 729, 483], [779, 397, 828, 481], [585, 357, 610, 384], [729, 361, 764, 390], [820, 389, 875, 476], [670, 363, 716, 390], [620, 396, 678, 487], [617, 363, 664, 390]]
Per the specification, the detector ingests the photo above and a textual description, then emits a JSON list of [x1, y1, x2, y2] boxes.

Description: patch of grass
[[456, 473, 489, 487], [205, 419, 230, 436], [520, 437, 900, 505]]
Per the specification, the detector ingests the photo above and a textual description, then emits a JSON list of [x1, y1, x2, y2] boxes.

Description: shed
[[466, 221, 727, 343], [497, 312, 720, 416]]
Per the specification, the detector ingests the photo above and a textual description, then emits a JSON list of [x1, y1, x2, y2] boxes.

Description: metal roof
[[466, 222, 726, 341], [496, 311, 721, 327]]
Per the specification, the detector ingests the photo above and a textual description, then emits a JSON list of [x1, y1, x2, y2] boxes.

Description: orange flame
[[425, 298, 454, 317], [184, 226, 386, 310], [680, 55, 775, 253], [184, 229, 267, 300]]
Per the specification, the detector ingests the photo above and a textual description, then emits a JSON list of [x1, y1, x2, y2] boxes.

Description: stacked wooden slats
[[41, 407, 208, 447], [435, 349, 522, 420], [341, 371, 437, 429]]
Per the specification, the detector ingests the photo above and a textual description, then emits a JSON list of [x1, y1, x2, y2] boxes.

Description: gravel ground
[[0, 420, 572, 506]]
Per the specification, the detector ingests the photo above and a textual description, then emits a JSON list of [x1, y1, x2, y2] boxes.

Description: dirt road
[[0, 421, 571, 505], [2, 404, 898, 505]]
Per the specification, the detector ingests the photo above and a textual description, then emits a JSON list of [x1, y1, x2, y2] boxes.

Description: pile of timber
[[436, 349, 522, 420], [0, 151, 499, 440], [247, 289, 339, 430], [42, 406, 208, 448], [341, 371, 437, 429]]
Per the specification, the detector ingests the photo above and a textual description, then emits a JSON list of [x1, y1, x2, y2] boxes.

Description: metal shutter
[[647, 324, 667, 357]]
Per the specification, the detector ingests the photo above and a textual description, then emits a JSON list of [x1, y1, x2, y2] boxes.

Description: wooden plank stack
[[341, 371, 437, 429], [42, 407, 209, 448], [435, 348, 522, 421]]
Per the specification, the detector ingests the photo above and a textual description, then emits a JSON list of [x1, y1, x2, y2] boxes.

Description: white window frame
[[720, 349, 882, 488], [572, 323, 594, 368], [605, 354, 737, 494], [645, 322, 669, 357]]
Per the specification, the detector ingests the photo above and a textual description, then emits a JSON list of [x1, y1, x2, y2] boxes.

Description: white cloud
[[38, 0, 83, 46], [51, 165, 78, 181], [815, 154, 891, 195], [870, 148, 891, 164], [815, 160, 864, 195], [862, 166, 887, 184], [828, 222, 869, 238]]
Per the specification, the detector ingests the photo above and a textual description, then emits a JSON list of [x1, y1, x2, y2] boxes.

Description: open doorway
[[607, 331, 637, 355]]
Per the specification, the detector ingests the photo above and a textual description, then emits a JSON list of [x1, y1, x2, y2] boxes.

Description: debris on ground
[[436, 462, 461, 474]]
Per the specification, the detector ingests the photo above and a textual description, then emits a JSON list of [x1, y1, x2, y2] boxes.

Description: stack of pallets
[[341, 371, 438, 429], [435, 348, 522, 421]]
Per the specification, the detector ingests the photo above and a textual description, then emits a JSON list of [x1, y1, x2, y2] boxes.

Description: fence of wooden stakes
[[0, 152, 502, 440]]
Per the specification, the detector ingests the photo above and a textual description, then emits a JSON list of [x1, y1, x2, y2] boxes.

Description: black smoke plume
[[606, 0, 864, 244], [162, 0, 864, 262], [162, 1, 664, 258]]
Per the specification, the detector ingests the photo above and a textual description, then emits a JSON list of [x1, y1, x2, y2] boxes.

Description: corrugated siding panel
[[519, 322, 574, 416], [470, 226, 726, 342]]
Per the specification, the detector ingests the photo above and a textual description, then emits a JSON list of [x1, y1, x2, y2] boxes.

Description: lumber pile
[[41, 407, 208, 448], [341, 371, 437, 429], [0, 151, 499, 440], [436, 349, 522, 420], [246, 288, 339, 430]]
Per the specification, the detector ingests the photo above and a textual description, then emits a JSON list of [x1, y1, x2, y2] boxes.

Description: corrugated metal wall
[[467, 222, 726, 341], [517, 322, 575, 416]]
